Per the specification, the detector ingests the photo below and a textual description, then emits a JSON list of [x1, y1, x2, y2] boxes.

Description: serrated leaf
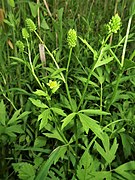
[[115, 161, 135, 171], [61, 113, 76, 130], [53, 146, 67, 164], [77, 150, 100, 180], [18, 163, 35, 180], [29, 98, 48, 108], [95, 141, 107, 162], [95, 135, 118, 164], [36, 146, 66, 180], [115, 161, 135, 180], [78, 113, 103, 139], [7, 109, 21, 125], [6, 125, 24, 134], [90, 171, 112, 180], [51, 107, 66, 116], [44, 129, 65, 143], [109, 138, 118, 160], [38, 109, 50, 130]]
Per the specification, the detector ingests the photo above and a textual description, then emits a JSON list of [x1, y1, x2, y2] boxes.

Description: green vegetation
[[0, 0, 135, 179]]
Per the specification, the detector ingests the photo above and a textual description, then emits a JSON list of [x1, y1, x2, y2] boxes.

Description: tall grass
[[0, 0, 135, 179]]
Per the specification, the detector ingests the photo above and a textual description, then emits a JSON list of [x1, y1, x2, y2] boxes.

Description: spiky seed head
[[16, 40, 24, 52], [107, 14, 122, 34], [25, 18, 37, 32], [67, 29, 77, 48], [22, 28, 29, 39]]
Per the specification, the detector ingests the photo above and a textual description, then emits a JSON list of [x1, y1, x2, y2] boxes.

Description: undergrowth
[[0, 0, 135, 179]]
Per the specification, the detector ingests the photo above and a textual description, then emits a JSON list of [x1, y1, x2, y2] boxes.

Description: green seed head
[[107, 13, 122, 34], [22, 28, 29, 39], [25, 18, 37, 32], [16, 40, 24, 52], [67, 29, 77, 48]]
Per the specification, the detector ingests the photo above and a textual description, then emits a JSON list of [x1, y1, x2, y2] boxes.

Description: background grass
[[0, 0, 135, 179]]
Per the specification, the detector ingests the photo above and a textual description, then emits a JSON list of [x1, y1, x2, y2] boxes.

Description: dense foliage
[[0, 0, 135, 179]]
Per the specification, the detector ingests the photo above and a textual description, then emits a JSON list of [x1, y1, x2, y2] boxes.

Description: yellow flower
[[47, 80, 60, 93], [47, 80, 58, 89]]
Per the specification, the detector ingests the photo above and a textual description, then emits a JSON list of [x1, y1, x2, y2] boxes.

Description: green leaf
[[51, 107, 66, 116], [34, 136, 46, 148], [120, 133, 134, 158], [95, 56, 114, 68], [6, 125, 24, 135], [0, 100, 6, 126], [78, 36, 96, 55], [115, 161, 135, 179], [29, 2, 39, 18], [90, 171, 112, 180], [17, 111, 31, 120], [36, 146, 66, 180], [38, 109, 50, 130], [29, 98, 48, 108], [78, 113, 103, 139], [79, 109, 110, 115], [44, 129, 65, 144], [33, 89, 48, 97], [8, 0, 15, 8], [61, 113, 76, 130], [75, 76, 99, 87], [77, 150, 100, 180], [115, 161, 135, 171], [123, 59, 135, 70], [95, 134, 118, 164], [51, 68, 66, 77], [18, 163, 35, 180], [41, 19, 50, 30], [53, 145, 67, 164], [7, 109, 21, 125]]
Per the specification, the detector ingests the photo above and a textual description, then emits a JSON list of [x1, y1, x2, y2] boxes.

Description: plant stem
[[100, 82, 103, 123], [34, 31, 66, 83], [107, 71, 122, 111], [121, 16, 132, 67], [26, 39, 43, 90], [107, 15, 132, 110]]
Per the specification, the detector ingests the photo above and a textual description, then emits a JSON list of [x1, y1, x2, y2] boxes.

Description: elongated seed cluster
[[67, 29, 77, 48], [107, 14, 122, 34], [22, 28, 29, 39], [16, 40, 24, 52], [25, 18, 37, 32]]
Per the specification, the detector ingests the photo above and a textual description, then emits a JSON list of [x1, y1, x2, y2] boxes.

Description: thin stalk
[[65, 48, 74, 110], [66, 48, 72, 74], [100, 82, 103, 123], [34, 31, 66, 83], [121, 16, 132, 67], [26, 39, 43, 90], [107, 71, 122, 111], [77, 65, 94, 110], [77, 46, 105, 110], [107, 15, 133, 110]]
